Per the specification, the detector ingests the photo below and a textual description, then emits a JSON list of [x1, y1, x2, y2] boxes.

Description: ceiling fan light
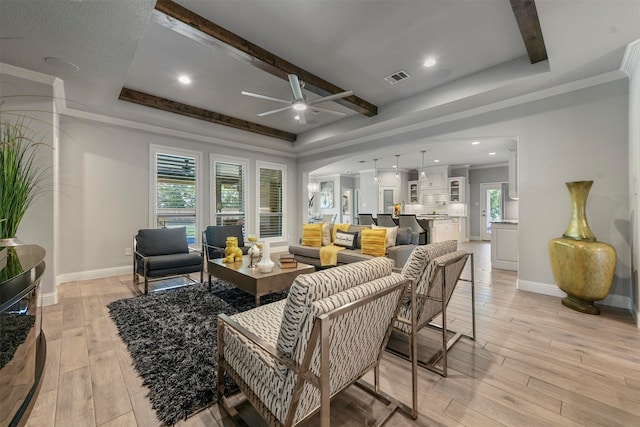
[[292, 101, 307, 111]]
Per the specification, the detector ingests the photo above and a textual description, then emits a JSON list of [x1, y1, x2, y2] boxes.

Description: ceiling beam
[[510, 0, 548, 64], [153, 0, 378, 117], [118, 88, 297, 142]]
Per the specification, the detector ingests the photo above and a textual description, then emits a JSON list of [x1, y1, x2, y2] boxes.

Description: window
[[211, 156, 247, 229], [257, 161, 285, 240], [150, 145, 201, 246]]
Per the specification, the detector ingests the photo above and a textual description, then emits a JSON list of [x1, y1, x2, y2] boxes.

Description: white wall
[[626, 42, 640, 324], [57, 117, 298, 281], [298, 78, 631, 308]]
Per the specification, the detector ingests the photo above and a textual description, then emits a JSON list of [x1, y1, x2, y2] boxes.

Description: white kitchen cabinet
[[420, 165, 448, 191], [448, 177, 466, 203], [491, 222, 518, 270], [408, 180, 419, 203]]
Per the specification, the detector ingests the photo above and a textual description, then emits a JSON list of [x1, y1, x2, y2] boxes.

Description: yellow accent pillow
[[301, 223, 323, 247], [332, 223, 350, 242], [372, 224, 399, 248], [361, 228, 387, 257]]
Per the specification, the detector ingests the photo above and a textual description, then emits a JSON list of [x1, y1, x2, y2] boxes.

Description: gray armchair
[[202, 225, 250, 284], [133, 227, 203, 294]]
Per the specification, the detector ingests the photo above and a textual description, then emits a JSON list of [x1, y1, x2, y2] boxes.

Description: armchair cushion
[[142, 253, 203, 275], [203, 225, 248, 260], [136, 227, 189, 256]]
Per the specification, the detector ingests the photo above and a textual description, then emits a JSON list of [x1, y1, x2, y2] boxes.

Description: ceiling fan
[[241, 74, 353, 124]]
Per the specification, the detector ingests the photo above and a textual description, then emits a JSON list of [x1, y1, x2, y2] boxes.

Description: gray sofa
[[288, 224, 420, 269]]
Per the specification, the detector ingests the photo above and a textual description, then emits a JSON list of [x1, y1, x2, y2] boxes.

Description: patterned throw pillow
[[301, 223, 323, 247], [321, 223, 332, 246], [372, 224, 399, 248], [332, 223, 350, 242], [334, 230, 358, 249], [361, 228, 387, 257]]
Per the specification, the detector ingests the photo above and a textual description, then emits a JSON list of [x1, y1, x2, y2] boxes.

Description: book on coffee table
[[278, 254, 297, 268]]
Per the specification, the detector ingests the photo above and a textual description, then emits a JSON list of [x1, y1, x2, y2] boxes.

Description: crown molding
[[621, 38, 640, 75]]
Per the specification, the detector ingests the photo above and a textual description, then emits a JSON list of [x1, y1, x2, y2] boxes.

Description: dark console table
[[0, 245, 46, 427]]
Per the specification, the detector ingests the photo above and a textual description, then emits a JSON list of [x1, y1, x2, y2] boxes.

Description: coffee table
[[208, 255, 314, 306]]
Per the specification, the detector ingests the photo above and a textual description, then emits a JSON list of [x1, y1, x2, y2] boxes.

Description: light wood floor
[[25, 242, 640, 426]]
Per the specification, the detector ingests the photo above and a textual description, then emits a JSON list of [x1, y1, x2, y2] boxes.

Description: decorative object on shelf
[[394, 203, 401, 217], [0, 115, 50, 245], [548, 181, 616, 315], [247, 235, 260, 268], [257, 241, 275, 273]]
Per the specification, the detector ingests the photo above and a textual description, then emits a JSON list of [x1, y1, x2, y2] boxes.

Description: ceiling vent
[[384, 70, 410, 84]]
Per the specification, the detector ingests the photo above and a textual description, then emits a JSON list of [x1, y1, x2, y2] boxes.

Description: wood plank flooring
[[24, 242, 640, 426]]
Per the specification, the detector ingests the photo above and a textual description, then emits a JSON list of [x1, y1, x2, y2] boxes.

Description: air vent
[[384, 70, 410, 84]]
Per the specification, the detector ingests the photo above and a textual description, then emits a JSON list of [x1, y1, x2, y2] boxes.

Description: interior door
[[380, 187, 395, 214], [479, 183, 503, 240]]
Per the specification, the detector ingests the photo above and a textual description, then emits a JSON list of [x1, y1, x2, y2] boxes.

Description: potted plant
[[0, 115, 49, 246]]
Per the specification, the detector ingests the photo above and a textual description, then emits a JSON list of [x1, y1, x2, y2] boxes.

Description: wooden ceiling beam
[[119, 88, 296, 142], [153, 0, 378, 117], [510, 0, 548, 64]]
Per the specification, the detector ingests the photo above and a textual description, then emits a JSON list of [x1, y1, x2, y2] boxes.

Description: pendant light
[[373, 159, 379, 184], [420, 150, 426, 178], [395, 154, 400, 181]]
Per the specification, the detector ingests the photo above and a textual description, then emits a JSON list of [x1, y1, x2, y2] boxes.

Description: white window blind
[[213, 160, 246, 228], [258, 166, 283, 238], [154, 151, 198, 245]]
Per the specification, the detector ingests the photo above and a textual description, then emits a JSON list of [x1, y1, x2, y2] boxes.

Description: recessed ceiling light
[[423, 57, 437, 67], [489, 152, 496, 156], [472, 141, 481, 145], [44, 56, 79, 73], [433, 159, 440, 163], [178, 75, 191, 84]]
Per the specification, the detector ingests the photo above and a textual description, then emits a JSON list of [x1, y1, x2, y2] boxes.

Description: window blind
[[259, 167, 283, 238], [214, 160, 245, 228]]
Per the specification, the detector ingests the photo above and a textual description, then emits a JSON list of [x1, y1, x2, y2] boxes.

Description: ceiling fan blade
[[307, 90, 354, 106], [257, 106, 291, 117], [241, 91, 290, 104], [288, 74, 305, 101], [309, 106, 347, 116]]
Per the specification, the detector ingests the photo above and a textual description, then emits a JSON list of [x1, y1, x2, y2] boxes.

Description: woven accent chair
[[376, 213, 398, 227], [217, 258, 409, 426], [398, 214, 427, 244], [358, 213, 376, 225], [133, 227, 203, 294], [384, 240, 475, 418]]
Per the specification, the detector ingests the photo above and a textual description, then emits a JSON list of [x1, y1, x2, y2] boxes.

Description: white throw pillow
[[372, 224, 398, 248]]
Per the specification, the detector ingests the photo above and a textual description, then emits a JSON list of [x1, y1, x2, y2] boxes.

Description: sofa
[[288, 224, 421, 269]]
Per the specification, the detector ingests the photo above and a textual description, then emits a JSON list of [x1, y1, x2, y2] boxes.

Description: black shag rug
[[107, 280, 287, 426]]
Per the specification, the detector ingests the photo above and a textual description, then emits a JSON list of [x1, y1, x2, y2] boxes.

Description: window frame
[[149, 144, 202, 247], [255, 160, 286, 242], [210, 154, 249, 231]]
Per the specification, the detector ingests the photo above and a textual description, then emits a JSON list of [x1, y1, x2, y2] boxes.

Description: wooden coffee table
[[208, 255, 314, 306]]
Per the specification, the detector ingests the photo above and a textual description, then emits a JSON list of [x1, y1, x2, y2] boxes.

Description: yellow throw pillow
[[372, 224, 398, 248], [301, 223, 323, 247], [361, 228, 387, 257], [332, 223, 350, 242]]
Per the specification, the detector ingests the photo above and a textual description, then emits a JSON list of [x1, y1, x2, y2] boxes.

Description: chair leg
[[144, 276, 148, 294]]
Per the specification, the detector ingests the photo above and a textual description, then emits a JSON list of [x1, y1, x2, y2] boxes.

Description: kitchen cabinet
[[448, 177, 466, 203], [408, 180, 419, 203], [420, 166, 448, 190], [491, 221, 518, 271]]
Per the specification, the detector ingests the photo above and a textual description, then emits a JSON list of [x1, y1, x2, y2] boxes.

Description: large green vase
[[548, 181, 616, 315]]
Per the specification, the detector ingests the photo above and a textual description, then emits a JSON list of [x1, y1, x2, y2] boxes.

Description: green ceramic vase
[[548, 181, 616, 315]]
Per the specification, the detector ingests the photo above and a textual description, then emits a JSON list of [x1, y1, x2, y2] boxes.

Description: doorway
[[479, 183, 503, 240], [379, 187, 395, 214]]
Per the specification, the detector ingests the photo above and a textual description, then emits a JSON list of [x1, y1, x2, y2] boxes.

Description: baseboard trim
[[517, 279, 632, 310], [57, 265, 131, 285], [40, 291, 58, 307]]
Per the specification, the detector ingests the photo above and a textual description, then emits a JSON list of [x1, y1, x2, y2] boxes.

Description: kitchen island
[[491, 221, 518, 271]]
